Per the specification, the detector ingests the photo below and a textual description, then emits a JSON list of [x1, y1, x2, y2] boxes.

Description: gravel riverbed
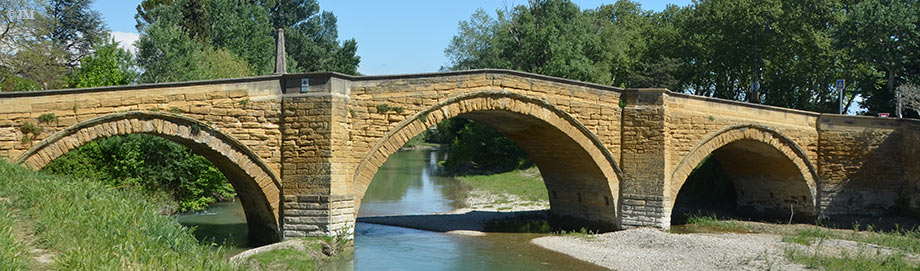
[[532, 228, 807, 271]]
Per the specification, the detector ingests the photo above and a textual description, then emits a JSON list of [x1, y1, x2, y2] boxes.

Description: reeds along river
[[177, 148, 601, 270]]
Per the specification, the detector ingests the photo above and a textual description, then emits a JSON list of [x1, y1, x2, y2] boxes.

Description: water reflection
[[359, 149, 467, 217], [175, 200, 248, 254]]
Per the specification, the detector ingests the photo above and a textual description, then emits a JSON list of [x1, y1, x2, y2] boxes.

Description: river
[[176, 148, 602, 270]]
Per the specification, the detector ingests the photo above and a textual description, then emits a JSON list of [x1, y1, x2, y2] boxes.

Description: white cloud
[[111, 31, 140, 55]]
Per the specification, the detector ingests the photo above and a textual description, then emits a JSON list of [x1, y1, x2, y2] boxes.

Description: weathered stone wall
[[278, 76, 356, 237], [817, 115, 904, 216], [0, 79, 284, 174], [904, 121, 920, 212], [618, 89, 670, 228]]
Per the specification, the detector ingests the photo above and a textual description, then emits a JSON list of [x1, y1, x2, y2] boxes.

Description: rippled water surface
[[178, 148, 602, 270]]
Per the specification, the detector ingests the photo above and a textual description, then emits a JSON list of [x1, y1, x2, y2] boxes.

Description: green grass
[[673, 213, 753, 234], [246, 248, 317, 271], [455, 167, 548, 202], [0, 205, 30, 270], [0, 159, 236, 270], [785, 243, 916, 270]]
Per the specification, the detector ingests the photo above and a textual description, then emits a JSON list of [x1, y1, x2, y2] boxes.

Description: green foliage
[[136, 23, 253, 83], [392, 106, 405, 114], [375, 104, 391, 113], [37, 112, 57, 124], [426, 118, 532, 173], [43, 134, 236, 212], [446, 0, 920, 116], [246, 248, 317, 270], [19, 121, 42, 136], [47, 0, 110, 68], [0, 160, 236, 270], [169, 107, 182, 114], [239, 99, 251, 107], [65, 38, 138, 88], [678, 213, 753, 233], [0, 69, 41, 92], [135, 0, 360, 82]]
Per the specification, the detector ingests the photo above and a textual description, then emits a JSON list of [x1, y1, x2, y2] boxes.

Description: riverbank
[[533, 216, 920, 270], [0, 159, 329, 270]]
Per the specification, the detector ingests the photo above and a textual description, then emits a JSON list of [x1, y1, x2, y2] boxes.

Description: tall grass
[[0, 206, 30, 270], [0, 160, 236, 270]]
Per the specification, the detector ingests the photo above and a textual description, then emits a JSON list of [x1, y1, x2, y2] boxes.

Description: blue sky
[[92, 0, 692, 75]]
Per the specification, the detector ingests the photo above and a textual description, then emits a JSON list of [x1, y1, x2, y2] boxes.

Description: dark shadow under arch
[[669, 125, 820, 222]]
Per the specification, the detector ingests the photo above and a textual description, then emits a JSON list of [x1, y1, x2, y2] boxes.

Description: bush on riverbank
[[426, 118, 532, 174], [42, 134, 236, 212], [0, 159, 234, 270]]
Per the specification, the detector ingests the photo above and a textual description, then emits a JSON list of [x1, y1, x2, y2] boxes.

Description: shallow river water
[[177, 148, 602, 270]]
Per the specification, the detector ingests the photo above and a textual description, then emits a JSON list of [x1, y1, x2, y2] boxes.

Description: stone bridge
[[0, 70, 917, 244]]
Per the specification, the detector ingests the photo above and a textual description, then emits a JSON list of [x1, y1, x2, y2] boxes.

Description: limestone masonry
[[0, 69, 916, 243]]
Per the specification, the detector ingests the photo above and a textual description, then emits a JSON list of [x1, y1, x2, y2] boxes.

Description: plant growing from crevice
[[239, 99, 250, 108], [376, 104, 391, 113], [168, 107, 182, 114], [349, 109, 356, 118], [392, 106, 405, 114], [19, 121, 43, 144], [37, 113, 57, 125]]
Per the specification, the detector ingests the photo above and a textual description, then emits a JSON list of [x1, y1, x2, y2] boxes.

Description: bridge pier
[[279, 77, 356, 237], [618, 89, 672, 229]]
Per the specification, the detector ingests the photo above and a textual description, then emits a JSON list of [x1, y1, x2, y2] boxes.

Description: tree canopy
[[134, 0, 360, 83], [446, 0, 920, 116]]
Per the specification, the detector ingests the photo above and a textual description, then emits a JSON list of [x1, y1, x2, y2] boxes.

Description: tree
[[135, 0, 360, 81], [46, 0, 109, 68], [65, 38, 137, 88], [899, 82, 920, 115], [836, 0, 920, 116], [136, 23, 251, 83]]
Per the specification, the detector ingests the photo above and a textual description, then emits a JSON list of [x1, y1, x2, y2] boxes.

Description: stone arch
[[668, 124, 820, 219], [15, 111, 282, 245], [352, 90, 622, 230]]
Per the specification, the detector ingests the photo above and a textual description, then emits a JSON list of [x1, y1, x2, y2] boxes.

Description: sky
[[92, 0, 692, 75]]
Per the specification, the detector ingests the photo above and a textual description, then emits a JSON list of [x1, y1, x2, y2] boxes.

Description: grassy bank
[[455, 167, 548, 202], [0, 159, 235, 270], [0, 206, 30, 270], [0, 159, 338, 270], [678, 214, 920, 270]]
